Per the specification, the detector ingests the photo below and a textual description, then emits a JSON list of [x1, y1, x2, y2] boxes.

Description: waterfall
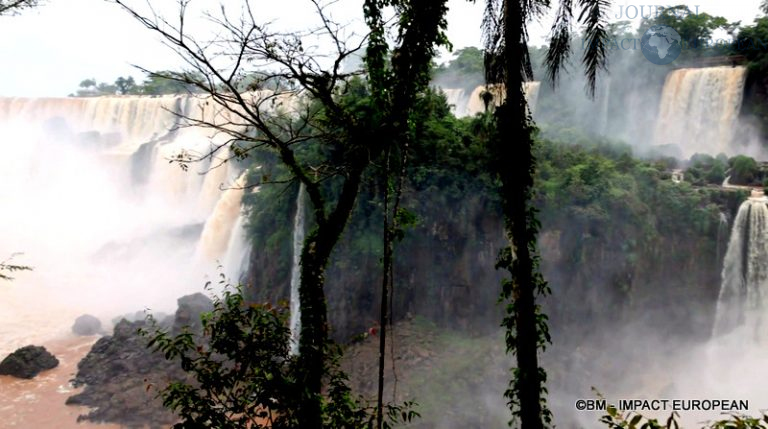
[[466, 85, 491, 115], [195, 173, 247, 262], [196, 149, 234, 216], [289, 183, 307, 355], [0, 94, 287, 356], [442, 88, 468, 117], [597, 76, 611, 135], [716, 211, 730, 264], [654, 66, 747, 157], [221, 213, 251, 283], [713, 192, 768, 341], [524, 81, 541, 115], [440, 82, 541, 117]]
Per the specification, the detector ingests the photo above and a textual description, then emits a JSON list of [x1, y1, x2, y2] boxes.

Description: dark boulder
[[173, 292, 213, 332], [0, 345, 59, 379], [72, 314, 102, 336]]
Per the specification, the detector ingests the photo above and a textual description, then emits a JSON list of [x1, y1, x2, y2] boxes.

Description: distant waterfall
[[716, 211, 730, 264], [441, 82, 541, 117], [597, 76, 611, 135], [654, 66, 747, 157], [442, 88, 468, 117], [466, 85, 493, 115], [713, 194, 768, 341], [289, 183, 307, 355], [524, 81, 541, 115]]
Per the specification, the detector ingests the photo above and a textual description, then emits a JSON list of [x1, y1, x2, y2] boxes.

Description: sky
[[0, 0, 763, 97]]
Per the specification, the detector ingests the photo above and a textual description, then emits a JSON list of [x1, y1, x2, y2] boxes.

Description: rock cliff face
[[247, 189, 506, 342], [541, 225, 721, 346], [66, 318, 178, 428], [247, 178, 742, 348]]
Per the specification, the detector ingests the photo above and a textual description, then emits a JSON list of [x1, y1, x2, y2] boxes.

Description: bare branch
[[0, 0, 39, 15], [0, 253, 32, 281], [110, 0, 373, 226]]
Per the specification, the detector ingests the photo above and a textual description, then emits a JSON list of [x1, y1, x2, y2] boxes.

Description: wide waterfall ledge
[[750, 188, 767, 201]]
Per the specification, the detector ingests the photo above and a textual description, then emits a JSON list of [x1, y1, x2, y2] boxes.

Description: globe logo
[[641, 25, 682, 65]]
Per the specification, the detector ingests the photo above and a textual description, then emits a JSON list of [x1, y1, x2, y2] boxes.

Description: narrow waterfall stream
[[289, 183, 306, 355]]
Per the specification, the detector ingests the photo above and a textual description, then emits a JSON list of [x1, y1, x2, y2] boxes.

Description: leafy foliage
[[536, 134, 725, 249], [141, 284, 419, 429], [600, 403, 682, 429], [71, 71, 206, 97], [601, 404, 768, 429], [729, 155, 761, 185], [685, 153, 729, 186], [432, 47, 485, 88], [644, 6, 733, 45], [734, 16, 768, 139]]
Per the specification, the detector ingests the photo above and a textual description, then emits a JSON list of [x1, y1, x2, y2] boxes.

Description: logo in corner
[[641, 25, 682, 65]]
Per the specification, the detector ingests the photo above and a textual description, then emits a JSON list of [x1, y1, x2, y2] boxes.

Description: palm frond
[[525, 0, 551, 20], [482, 0, 505, 85], [578, 0, 610, 97], [521, 0, 551, 81], [483, 0, 540, 85], [544, 0, 573, 88]]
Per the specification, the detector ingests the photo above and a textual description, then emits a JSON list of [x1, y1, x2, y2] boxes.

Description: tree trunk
[[376, 153, 393, 429], [296, 235, 330, 428], [296, 166, 365, 428], [497, 1, 545, 428]]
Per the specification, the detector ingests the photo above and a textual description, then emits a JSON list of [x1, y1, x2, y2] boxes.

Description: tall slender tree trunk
[[376, 150, 393, 429], [496, 1, 545, 428], [296, 168, 365, 428], [296, 233, 332, 428]]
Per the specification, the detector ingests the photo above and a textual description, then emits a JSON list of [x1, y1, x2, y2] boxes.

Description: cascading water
[[0, 90, 305, 427], [195, 172, 247, 262], [524, 81, 541, 114], [712, 191, 768, 341], [465, 85, 492, 115], [597, 76, 611, 135], [654, 66, 747, 157], [440, 82, 541, 117], [289, 183, 307, 355], [442, 88, 468, 117], [221, 214, 251, 283], [716, 211, 730, 264], [0, 94, 271, 357]]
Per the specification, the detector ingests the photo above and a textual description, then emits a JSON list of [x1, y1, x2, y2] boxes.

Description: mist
[[0, 96, 249, 357]]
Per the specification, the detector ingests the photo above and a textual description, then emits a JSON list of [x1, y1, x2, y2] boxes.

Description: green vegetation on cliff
[[241, 87, 743, 348]]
